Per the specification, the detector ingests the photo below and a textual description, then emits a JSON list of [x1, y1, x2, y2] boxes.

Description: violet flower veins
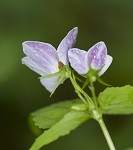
[[22, 27, 78, 93]]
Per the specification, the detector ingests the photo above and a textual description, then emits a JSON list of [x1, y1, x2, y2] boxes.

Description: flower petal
[[22, 57, 49, 76], [40, 76, 58, 93], [22, 41, 59, 73], [68, 48, 89, 74], [98, 55, 113, 76], [57, 27, 78, 65], [88, 42, 107, 70]]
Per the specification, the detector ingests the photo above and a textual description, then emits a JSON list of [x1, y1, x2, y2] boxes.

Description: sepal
[[40, 66, 71, 96]]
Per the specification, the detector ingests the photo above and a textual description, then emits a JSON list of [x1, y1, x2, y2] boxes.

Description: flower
[[22, 27, 78, 93], [68, 41, 113, 76]]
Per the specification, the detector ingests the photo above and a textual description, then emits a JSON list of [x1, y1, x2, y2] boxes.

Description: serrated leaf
[[28, 115, 42, 135], [29, 110, 90, 150], [98, 85, 133, 114], [32, 99, 81, 129]]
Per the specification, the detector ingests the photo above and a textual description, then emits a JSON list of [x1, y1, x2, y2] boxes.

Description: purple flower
[[22, 27, 78, 93], [68, 42, 113, 76]]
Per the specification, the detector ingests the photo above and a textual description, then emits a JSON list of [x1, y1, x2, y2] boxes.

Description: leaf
[[28, 115, 42, 135], [98, 85, 133, 115], [32, 99, 81, 129], [29, 110, 90, 150]]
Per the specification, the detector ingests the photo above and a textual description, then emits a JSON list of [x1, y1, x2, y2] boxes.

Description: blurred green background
[[0, 0, 133, 150]]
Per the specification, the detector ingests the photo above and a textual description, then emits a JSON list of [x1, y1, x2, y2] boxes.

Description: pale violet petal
[[22, 57, 50, 76], [22, 41, 59, 73], [40, 76, 58, 93], [68, 48, 89, 74], [57, 27, 78, 65], [88, 42, 107, 70], [98, 55, 113, 76]]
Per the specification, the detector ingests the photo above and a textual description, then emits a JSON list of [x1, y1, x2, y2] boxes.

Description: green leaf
[[32, 99, 81, 129], [29, 110, 90, 150], [28, 115, 42, 135], [98, 85, 133, 115]]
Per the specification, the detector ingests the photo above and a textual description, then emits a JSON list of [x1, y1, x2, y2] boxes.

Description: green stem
[[70, 75, 87, 104], [90, 80, 98, 109], [98, 117, 116, 150], [70, 74, 93, 106]]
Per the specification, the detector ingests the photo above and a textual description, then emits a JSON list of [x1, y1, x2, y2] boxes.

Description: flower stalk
[[70, 73, 93, 106], [89, 78, 98, 109]]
